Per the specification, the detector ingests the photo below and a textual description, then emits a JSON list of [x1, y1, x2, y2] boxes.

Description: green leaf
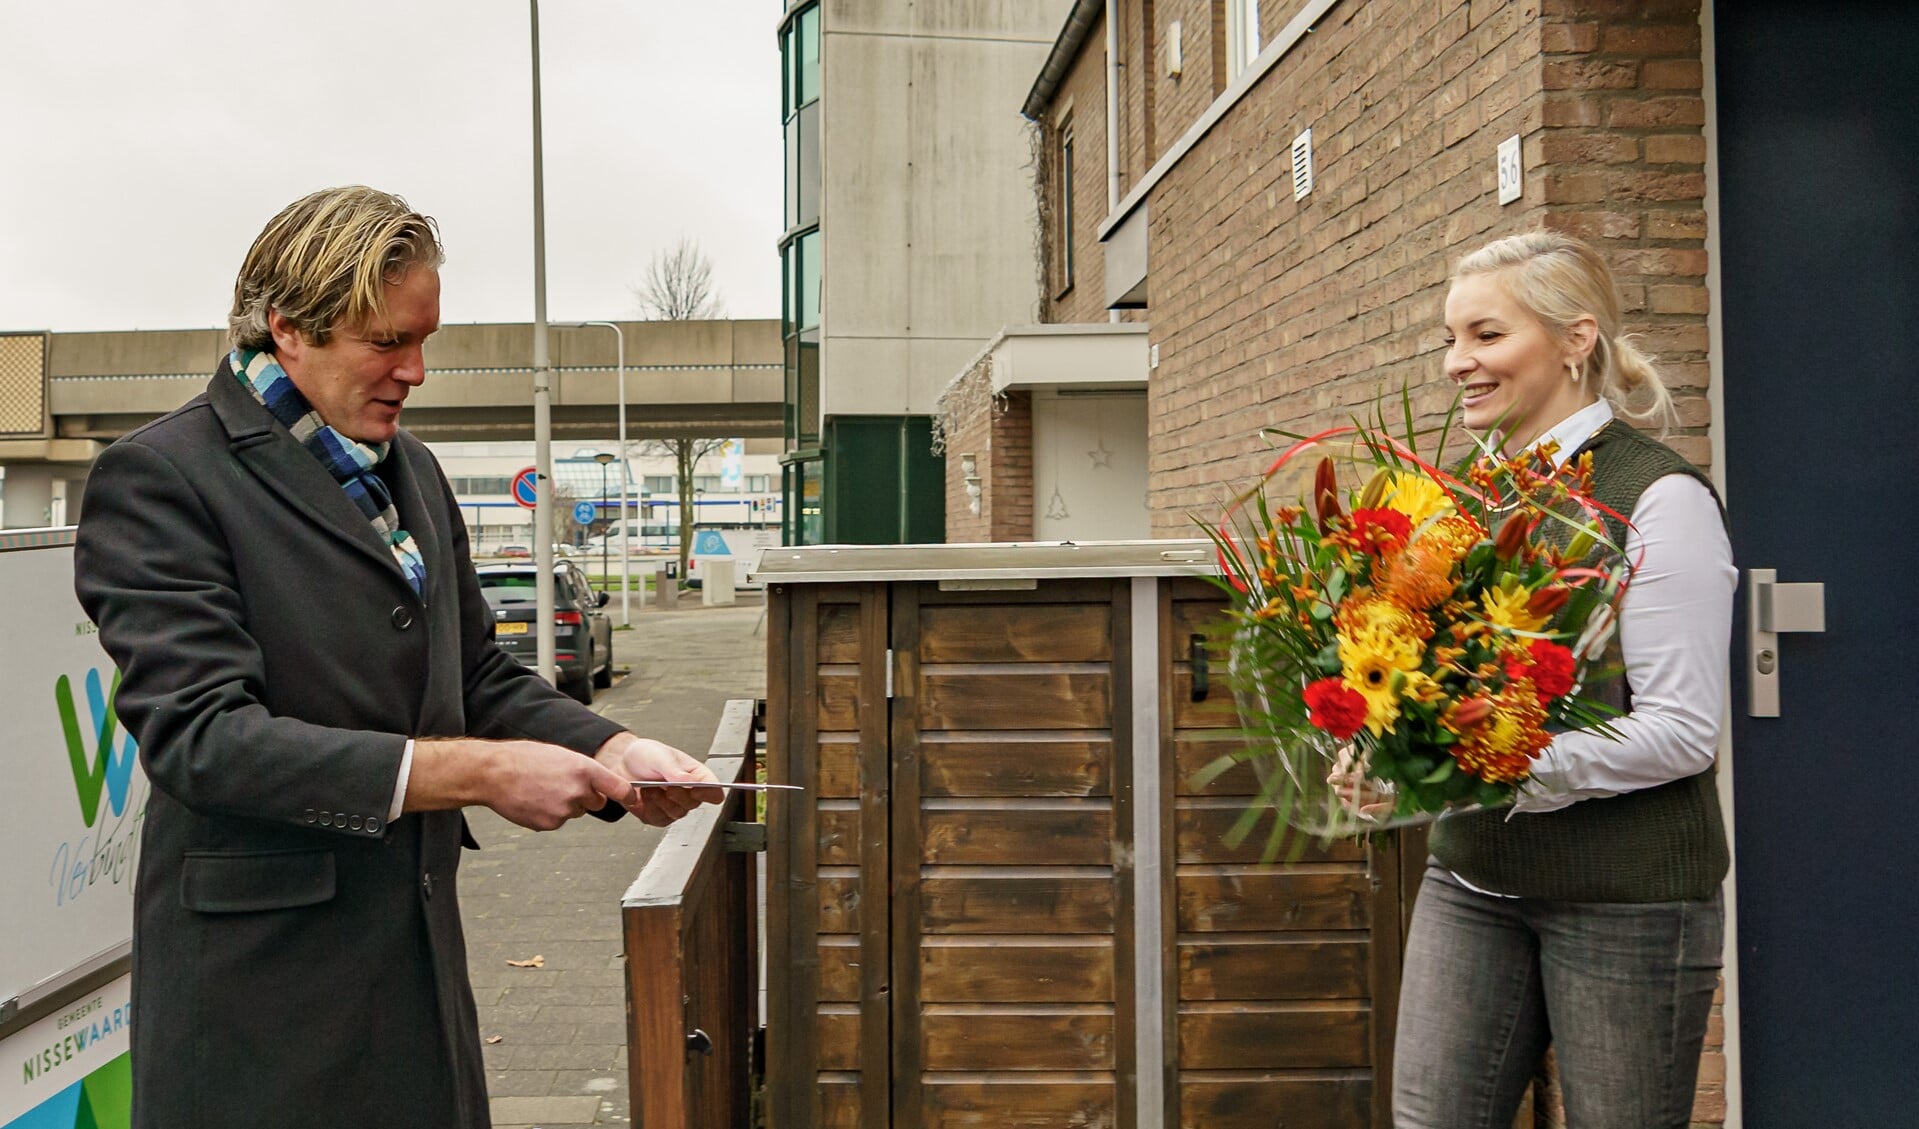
[[1315, 642, 1341, 675], [1420, 759, 1456, 785]]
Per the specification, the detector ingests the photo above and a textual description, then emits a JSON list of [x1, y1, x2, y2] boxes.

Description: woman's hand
[[1326, 744, 1396, 820]]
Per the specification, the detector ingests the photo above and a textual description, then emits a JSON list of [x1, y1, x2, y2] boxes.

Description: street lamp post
[[594, 452, 615, 594], [558, 321, 629, 625], [529, 0, 557, 685]]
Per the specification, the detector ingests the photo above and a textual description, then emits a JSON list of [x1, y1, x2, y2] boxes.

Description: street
[[459, 594, 768, 1129]]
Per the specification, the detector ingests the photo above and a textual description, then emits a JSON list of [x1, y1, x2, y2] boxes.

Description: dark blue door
[[1717, 4, 1919, 1124]]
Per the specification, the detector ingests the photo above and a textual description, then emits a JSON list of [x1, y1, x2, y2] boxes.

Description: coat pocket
[[180, 848, 336, 913]]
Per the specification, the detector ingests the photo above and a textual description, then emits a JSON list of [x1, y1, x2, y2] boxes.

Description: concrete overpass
[[0, 319, 781, 526]]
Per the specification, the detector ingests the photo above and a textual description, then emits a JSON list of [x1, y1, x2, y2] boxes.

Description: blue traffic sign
[[511, 467, 539, 509], [573, 500, 598, 525]]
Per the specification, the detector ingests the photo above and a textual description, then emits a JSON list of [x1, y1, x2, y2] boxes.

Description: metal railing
[[621, 699, 765, 1129]]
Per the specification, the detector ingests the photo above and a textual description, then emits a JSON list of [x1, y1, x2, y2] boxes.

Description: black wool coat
[[74, 361, 626, 1129]]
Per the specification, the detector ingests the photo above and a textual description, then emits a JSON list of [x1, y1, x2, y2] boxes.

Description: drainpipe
[[1105, 0, 1121, 214], [1106, 0, 1122, 324]]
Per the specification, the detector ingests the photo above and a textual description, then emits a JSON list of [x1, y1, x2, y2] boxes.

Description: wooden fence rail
[[623, 698, 764, 1129]]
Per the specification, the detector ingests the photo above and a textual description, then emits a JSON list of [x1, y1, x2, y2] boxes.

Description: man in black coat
[[74, 186, 719, 1129]]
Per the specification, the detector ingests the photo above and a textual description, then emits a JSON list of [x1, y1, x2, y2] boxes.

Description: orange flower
[[1336, 594, 1436, 643], [1450, 681, 1552, 783], [1378, 542, 1457, 609]]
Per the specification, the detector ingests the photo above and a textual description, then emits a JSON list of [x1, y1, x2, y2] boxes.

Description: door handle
[[1748, 568, 1825, 717]]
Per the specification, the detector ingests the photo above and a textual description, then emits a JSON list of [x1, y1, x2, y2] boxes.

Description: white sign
[[1498, 134, 1524, 205], [0, 973, 132, 1127], [0, 535, 146, 1012]]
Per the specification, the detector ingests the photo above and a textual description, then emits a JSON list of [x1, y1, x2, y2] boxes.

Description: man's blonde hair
[[228, 186, 443, 352]]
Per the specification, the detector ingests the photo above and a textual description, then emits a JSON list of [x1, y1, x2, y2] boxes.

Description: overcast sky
[[0, 1, 781, 333]]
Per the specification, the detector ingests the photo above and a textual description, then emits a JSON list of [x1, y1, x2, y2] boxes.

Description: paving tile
[[488, 1095, 602, 1124]]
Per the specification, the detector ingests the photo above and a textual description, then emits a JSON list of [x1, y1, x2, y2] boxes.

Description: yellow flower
[[1451, 681, 1551, 783], [1338, 624, 1424, 736], [1336, 594, 1436, 642], [1380, 472, 1454, 526], [1480, 581, 1548, 634]]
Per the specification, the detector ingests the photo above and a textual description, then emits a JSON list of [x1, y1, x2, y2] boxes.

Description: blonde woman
[[1391, 231, 1734, 1128]]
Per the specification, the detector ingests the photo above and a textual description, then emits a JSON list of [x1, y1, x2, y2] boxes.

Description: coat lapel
[[208, 360, 415, 592]]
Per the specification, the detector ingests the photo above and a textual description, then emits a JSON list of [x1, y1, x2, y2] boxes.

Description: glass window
[[797, 5, 820, 107], [693, 475, 722, 493], [746, 475, 770, 493], [798, 228, 820, 332], [1057, 120, 1076, 296], [643, 475, 676, 494], [1228, 0, 1262, 78]]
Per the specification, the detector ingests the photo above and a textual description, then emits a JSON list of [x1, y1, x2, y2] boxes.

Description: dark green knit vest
[[1427, 420, 1731, 902]]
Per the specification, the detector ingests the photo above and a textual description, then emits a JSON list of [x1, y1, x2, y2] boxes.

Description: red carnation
[[1505, 639, 1577, 700], [1350, 507, 1414, 555], [1302, 677, 1369, 739], [1526, 640, 1577, 699]]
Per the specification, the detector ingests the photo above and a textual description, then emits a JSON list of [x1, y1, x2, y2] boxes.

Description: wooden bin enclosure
[[760, 543, 1418, 1129]]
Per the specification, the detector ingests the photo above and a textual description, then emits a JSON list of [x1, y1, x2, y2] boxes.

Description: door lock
[[1748, 569, 1825, 717]]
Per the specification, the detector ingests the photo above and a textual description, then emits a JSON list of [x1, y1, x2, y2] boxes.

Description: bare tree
[[632, 237, 725, 321], [630, 238, 730, 585], [641, 437, 730, 583]]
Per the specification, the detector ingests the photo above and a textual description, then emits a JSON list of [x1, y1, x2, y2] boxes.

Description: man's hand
[[595, 733, 723, 827], [408, 738, 640, 831]]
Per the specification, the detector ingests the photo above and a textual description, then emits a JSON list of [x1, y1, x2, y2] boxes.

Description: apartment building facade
[[775, 0, 1074, 545], [940, 0, 1918, 1124]]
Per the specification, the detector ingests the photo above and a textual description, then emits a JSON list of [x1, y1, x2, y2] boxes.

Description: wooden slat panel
[[921, 939, 1115, 1003], [921, 737, 1112, 797], [818, 807, 859, 866], [1180, 1076, 1371, 1129], [819, 873, 861, 934], [818, 1008, 861, 1070], [819, 1078, 862, 1129], [889, 583, 925, 1129], [1179, 1004, 1371, 1069], [1170, 598, 1231, 641], [819, 939, 860, 1001], [1179, 938, 1370, 1001], [922, 809, 1113, 866], [1169, 666, 1241, 730], [921, 1009, 1116, 1071], [919, 604, 1113, 663], [858, 583, 893, 1129], [922, 671, 1111, 730], [819, 670, 860, 732], [819, 604, 861, 663], [1175, 734, 1260, 796], [922, 1080, 1115, 1129], [921, 875, 1116, 934], [1177, 869, 1371, 932], [1175, 805, 1368, 865], [818, 738, 860, 798]]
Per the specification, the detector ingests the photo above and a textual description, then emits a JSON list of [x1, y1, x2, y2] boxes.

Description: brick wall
[[1154, 0, 1223, 161], [1141, 0, 1712, 535], [941, 362, 1035, 543], [1042, 14, 1115, 325]]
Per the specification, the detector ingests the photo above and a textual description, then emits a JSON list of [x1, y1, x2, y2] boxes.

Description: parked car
[[474, 561, 614, 703], [497, 544, 531, 559]]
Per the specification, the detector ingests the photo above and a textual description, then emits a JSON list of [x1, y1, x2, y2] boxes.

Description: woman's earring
[[1567, 361, 1582, 383]]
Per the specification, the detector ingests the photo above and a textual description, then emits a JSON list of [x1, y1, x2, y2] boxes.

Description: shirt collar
[[1524, 399, 1614, 468]]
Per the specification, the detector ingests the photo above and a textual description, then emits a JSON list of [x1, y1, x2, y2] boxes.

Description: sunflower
[[1380, 471, 1455, 526], [1338, 624, 1424, 736], [1480, 581, 1549, 634], [1450, 680, 1551, 783]]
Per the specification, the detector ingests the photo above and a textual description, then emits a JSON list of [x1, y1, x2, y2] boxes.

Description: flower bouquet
[[1196, 399, 1636, 855]]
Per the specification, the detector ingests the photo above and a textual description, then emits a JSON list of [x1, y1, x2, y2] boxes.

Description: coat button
[[365, 817, 381, 834], [391, 606, 414, 630], [318, 812, 332, 827], [304, 809, 317, 824], [348, 815, 363, 830], [422, 872, 435, 899]]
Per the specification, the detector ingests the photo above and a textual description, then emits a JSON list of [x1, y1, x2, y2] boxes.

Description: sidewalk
[[460, 593, 769, 1129]]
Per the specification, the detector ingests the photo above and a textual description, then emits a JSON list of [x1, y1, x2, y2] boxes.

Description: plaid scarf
[[232, 349, 427, 596]]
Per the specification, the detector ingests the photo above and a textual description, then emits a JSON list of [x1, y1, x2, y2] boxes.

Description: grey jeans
[[1392, 863, 1723, 1129]]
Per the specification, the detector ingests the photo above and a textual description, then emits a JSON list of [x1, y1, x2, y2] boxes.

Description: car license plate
[[497, 622, 528, 635]]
